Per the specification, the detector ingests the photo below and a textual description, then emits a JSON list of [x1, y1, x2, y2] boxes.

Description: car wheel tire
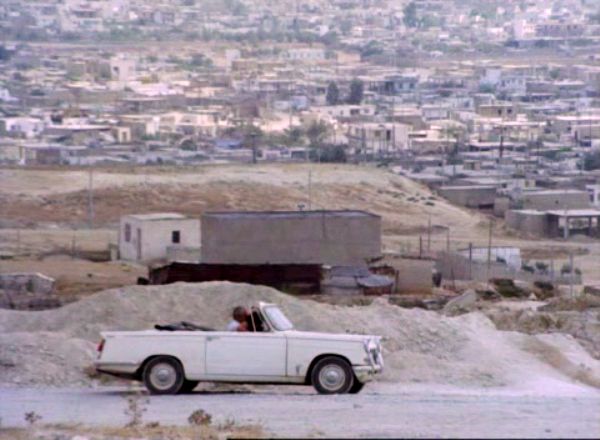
[[180, 380, 199, 394], [143, 356, 184, 395], [349, 379, 365, 394], [311, 356, 354, 394]]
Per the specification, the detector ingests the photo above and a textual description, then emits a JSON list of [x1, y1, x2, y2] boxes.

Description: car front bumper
[[353, 364, 383, 383]]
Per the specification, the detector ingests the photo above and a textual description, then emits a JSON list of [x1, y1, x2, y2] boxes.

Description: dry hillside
[[0, 163, 485, 240]]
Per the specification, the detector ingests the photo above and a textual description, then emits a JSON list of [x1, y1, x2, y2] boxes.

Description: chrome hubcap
[[150, 363, 177, 390], [319, 364, 345, 391]]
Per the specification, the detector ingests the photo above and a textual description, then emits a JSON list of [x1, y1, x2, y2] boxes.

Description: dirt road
[[1, 385, 599, 438]]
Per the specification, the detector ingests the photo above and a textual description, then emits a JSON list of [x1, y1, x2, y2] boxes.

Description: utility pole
[[499, 126, 505, 160], [71, 233, 77, 259], [486, 219, 493, 281], [250, 131, 258, 164], [88, 167, 94, 229], [308, 170, 312, 210], [427, 215, 431, 252], [569, 251, 574, 298], [468, 242, 473, 280]]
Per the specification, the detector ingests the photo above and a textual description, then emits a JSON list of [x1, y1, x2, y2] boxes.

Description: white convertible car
[[95, 302, 383, 395]]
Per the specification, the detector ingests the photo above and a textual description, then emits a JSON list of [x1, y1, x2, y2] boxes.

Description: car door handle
[[206, 336, 219, 342]]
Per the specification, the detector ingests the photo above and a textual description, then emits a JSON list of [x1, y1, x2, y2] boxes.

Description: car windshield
[[263, 306, 294, 331]]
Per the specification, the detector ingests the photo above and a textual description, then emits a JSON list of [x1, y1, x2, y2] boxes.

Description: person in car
[[227, 306, 249, 332]]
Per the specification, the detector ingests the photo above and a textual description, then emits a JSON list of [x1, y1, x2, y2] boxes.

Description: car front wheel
[[142, 356, 184, 395], [349, 379, 365, 394], [311, 356, 354, 394]]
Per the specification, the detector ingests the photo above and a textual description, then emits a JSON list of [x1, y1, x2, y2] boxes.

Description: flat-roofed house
[[119, 213, 200, 263]]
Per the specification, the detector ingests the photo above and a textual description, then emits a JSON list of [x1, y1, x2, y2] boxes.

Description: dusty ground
[[0, 256, 144, 300], [1, 386, 599, 439]]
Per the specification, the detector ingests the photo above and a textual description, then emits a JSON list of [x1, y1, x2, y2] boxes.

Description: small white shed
[[119, 213, 200, 262]]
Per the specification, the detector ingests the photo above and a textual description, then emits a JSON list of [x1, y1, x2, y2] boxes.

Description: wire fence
[[0, 228, 116, 260]]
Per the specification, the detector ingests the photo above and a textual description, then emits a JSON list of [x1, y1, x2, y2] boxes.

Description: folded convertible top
[[154, 321, 215, 332]]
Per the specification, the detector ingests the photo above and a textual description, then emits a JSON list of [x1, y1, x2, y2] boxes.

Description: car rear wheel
[[311, 356, 354, 394], [180, 379, 199, 394], [142, 356, 184, 395]]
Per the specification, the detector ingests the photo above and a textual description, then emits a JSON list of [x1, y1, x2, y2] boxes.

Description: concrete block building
[[519, 190, 591, 211], [438, 185, 498, 209], [201, 210, 381, 266], [119, 213, 200, 262], [506, 208, 600, 238]]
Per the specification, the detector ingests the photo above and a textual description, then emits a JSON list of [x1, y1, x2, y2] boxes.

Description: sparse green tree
[[190, 53, 213, 68], [285, 127, 304, 144], [339, 19, 353, 36], [320, 31, 339, 46], [478, 83, 494, 93], [326, 81, 340, 105], [241, 124, 263, 143], [347, 78, 364, 104], [314, 145, 347, 163], [0, 45, 12, 61], [360, 40, 383, 59], [306, 121, 330, 148], [403, 2, 418, 28], [583, 150, 600, 171]]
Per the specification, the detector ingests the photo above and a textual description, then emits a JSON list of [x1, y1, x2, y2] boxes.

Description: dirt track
[[1, 386, 599, 438]]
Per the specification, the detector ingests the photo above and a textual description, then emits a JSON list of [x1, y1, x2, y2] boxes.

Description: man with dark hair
[[226, 306, 249, 332]]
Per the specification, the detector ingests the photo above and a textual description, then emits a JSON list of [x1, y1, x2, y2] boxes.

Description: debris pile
[[0, 273, 61, 310], [0, 282, 599, 392]]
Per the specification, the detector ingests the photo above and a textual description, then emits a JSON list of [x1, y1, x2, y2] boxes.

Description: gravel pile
[[1, 282, 599, 391]]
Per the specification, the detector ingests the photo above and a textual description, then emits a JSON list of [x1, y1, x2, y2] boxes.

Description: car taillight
[[97, 339, 105, 353]]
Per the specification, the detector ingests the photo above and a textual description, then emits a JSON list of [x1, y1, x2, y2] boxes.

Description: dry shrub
[[539, 294, 600, 312], [188, 409, 212, 426], [1, 422, 267, 439]]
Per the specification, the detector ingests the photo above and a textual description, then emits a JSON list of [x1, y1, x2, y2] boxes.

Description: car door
[[204, 332, 287, 378]]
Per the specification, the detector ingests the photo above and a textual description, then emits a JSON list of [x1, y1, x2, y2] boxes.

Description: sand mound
[[1, 282, 599, 393], [0, 332, 96, 386]]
